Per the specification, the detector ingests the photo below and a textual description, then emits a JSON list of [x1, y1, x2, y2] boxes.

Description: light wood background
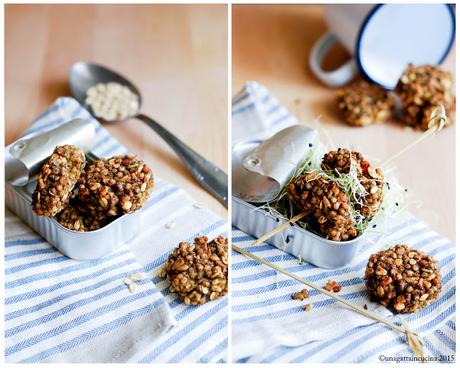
[[5, 4, 228, 218], [233, 5, 456, 241]]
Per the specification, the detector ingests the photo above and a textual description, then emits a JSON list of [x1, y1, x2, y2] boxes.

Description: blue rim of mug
[[355, 4, 456, 90]]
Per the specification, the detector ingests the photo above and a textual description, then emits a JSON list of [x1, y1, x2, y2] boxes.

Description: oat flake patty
[[32, 145, 86, 217], [288, 172, 358, 241], [337, 80, 394, 127], [77, 154, 154, 218], [395, 64, 455, 130], [56, 203, 109, 232], [160, 236, 228, 305], [365, 244, 441, 313], [321, 148, 384, 219]]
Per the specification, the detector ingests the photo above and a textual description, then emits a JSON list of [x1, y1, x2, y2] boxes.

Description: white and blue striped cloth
[[231, 82, 456, 363], [5, 97, 228, 363]]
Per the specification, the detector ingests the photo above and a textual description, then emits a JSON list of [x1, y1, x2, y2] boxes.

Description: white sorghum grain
[[85, 82, 139, 121]]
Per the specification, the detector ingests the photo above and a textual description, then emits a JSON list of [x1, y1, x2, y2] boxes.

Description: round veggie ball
[[77, 154, 154, 217], [364, 244, 441, 313], [160, 236, 228, 305], [321, 148, 384, 219], [288, 172, 357, 241], [395, 64, 455, 130], [337, 79, 394, 127], [56, 204, 86, 232], [32, 145, 86, 217]]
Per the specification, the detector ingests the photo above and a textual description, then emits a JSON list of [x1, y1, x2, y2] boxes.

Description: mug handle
[[309, 32, 358, 87]]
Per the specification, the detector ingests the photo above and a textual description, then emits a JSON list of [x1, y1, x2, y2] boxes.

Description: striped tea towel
[[231, 82, 456, 363], [5, 97, 228, 363]]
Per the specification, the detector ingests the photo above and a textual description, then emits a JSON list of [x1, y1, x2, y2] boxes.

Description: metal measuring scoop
[[69, 61, 228, 207]]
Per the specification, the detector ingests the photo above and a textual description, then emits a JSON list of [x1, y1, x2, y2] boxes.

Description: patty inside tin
[[31, 145, 154, 232]]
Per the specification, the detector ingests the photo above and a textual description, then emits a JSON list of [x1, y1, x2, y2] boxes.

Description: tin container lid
[[232, 125, 319, 203], [5, 119, 96, 186]]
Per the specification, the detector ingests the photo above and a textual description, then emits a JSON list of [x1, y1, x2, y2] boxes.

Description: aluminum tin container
[[233, 126, 319, 203], [232, 197, 366, 269], [5, 120, 142, 260], [6, 119, 96, 186], [5, 179, 141, 260], [232, 130, 367, 269]]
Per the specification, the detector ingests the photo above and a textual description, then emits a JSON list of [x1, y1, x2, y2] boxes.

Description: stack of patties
[[32, 145, 154, 231]]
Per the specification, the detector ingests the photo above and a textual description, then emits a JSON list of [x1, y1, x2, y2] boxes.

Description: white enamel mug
[[310, 4, 455, 89]]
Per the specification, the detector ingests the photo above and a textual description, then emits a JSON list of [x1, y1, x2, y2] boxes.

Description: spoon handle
[[136, 113, 228, 208]]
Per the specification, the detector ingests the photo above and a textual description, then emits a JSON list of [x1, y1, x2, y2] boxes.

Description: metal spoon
[[69, 61, 228, 207]]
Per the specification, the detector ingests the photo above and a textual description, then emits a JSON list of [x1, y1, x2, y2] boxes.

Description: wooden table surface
[[5, 4, 228, 218], [233, 4, 456, 241]]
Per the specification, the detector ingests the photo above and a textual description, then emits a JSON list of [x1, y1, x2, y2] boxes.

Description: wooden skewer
[[379, 104, 447, 168], [232, 244, 424, 356], [399, 316, 424, 359], [251, 212, 308, 246]]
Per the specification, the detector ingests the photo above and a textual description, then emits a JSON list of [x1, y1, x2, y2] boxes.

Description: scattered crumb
[[129, 272, 143, 281], [324, 279, 342, 293], [304, 304, 312, 312], [193, 202, 204, 209], [363, 304, 368, 310], [124, 273, 143, 291], [292, 289, 309, 301], [165, 220, 176, 229], [128, 283, 137, 293]]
